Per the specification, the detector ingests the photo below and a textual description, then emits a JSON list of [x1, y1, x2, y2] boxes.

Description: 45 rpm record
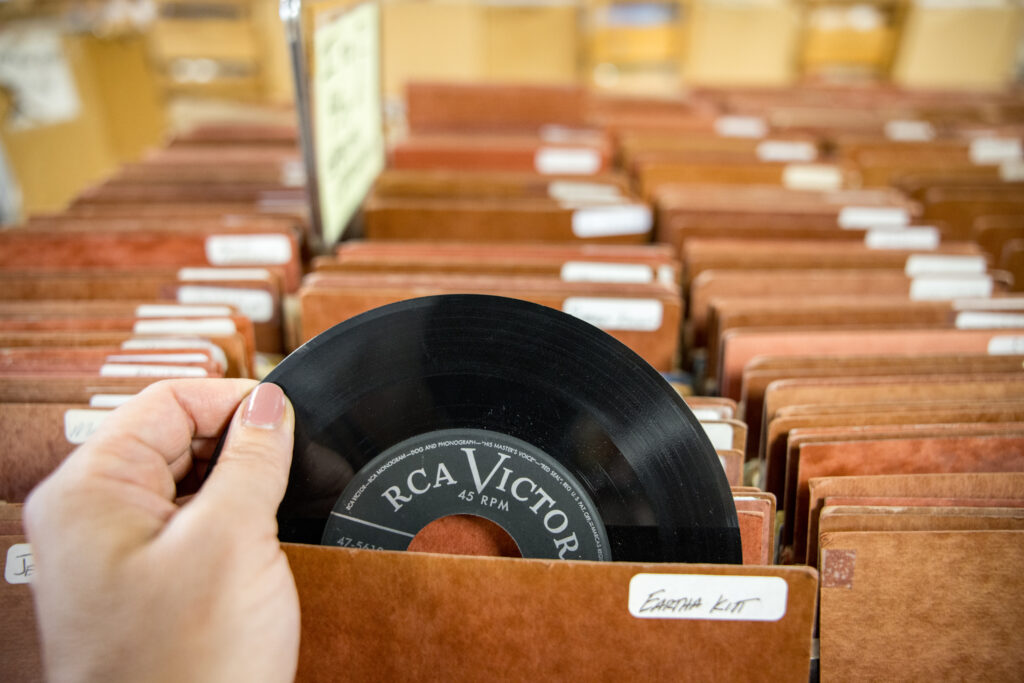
[[233, 294, 740, 563]]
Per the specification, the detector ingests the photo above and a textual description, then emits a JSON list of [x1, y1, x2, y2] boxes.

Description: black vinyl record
[[236, 294, 741, 564]]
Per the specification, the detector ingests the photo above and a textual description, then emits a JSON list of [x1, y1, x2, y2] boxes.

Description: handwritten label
[[177, 267, 271, 281], [714, 115, 767, 139], [279, 159, 306, 187], [548, 181, 622, 203], [100, 363, 209, 378], [205, 234, 292, 266], [904, 254, 987, 277], [176, 285, 274, 323], [89, 394, 136, 408], [952, 297, 1024, 311], [4, 544, 34, 585], [571, 205, 652, 238], [64, 409, 111, 445], [539, 125, 603, 145], [0, 21, 81, 130], [562, 298, 663, 331], [132, 318, 237, 336], [691, 407, 730, 421], [970, 137, 1023, 165], [534, 147, 602, 175], [314, 1, 384, 243], [121, 338, 228, 372], [884, 119, 936, 142], [135, 304, 232, 318], [628, 573, 788, 621], [838, 206, 910, 229], [909, 275, 993, 300], [999, 161, 1024, 182], [988, 336, 1024, 355], [657, 265, 676, 286], [700, 421, 734, 451], [106, 352, 211, 364], [782, 164, 842, 191], [756, 140, 816, 162], [865, 227, 940, 250], [560, 261, 654, 284], [956, 312, 1024, 329]]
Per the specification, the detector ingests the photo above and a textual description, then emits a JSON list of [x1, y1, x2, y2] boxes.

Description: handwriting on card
[[628, 573, 788, 621]]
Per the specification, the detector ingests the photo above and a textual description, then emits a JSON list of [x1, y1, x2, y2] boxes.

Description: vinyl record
[[242, 294, 740, 563]]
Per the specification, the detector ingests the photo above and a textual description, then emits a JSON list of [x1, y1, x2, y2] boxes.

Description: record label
[[322, 428, 610, 560]]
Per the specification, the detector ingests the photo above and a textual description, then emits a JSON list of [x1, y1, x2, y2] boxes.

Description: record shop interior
[[2, 0, 1024, 680]]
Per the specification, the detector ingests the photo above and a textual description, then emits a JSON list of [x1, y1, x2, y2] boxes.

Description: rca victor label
[[322, 429, 610, 561]]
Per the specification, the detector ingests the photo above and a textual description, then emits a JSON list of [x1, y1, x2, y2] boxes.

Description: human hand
[[24, 379, 299, 683]]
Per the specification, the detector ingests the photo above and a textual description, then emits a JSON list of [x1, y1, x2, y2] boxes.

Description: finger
[[185, 383, 294, 536], [25, 379, 257, 560]]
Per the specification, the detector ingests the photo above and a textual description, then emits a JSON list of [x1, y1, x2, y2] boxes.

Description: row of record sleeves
[[2, 80, 1024, 680]]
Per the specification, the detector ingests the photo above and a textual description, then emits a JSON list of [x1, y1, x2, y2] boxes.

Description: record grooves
[[220, 294, 741, 564]]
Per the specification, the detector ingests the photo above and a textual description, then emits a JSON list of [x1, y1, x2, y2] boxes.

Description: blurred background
[[1, 0, 1022, 222]]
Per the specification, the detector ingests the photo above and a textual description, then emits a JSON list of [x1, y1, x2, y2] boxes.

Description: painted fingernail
[[242, 383, 286, 429]]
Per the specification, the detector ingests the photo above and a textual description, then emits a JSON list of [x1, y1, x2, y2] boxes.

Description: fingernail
[[242, 383, 286, 429]]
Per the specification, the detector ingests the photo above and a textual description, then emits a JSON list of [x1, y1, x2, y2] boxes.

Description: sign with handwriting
[[313, 1, 384, 244]]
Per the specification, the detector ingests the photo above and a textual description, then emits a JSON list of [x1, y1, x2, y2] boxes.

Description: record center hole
[[407, 514, 522, 558]]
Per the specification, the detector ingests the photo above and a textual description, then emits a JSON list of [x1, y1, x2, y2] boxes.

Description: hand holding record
[[212, 294, 742, 564]]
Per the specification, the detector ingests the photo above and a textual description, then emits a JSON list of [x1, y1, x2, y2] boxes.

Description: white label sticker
[[539, 125, 603, 145], [988, 335, 1024, 354], [131, 318, 237, 336], [952, 297, 1024, 311], [905, 254, 987, 277], [999, 161, 1024, 182], [782, 164, 843, 191], [884, 119, 936, 142], [177, 267, 272, 282], [571, 205, 652, 238], [956, 312, 1024, 329], [756, 140, 817, 162], [970, 137, 1023, 165], [88, 394, 136, 408], [135, 304, 233, 318], [865, 227, 940, 250], [909, 275, 993, 300], [0, 21, 81, 130], [64, 408, 111, 445], [692, 408, 726, 421], [714, 115, 767, 139], [548, 181, 622, 203], [99, 364, 209, 378], [176, 286, 275, 323], [279, 159, 306, 187], [562, 298, 663, 331], [560, 262, 654, 284], [105, 353, 211, 364], [700, 422, 734, 451], [628, 573, 788, 621], [534, 147, 602, 175], [838, 206, 910, 229], [4, 544, 34, 585], [657, 265, 676, 286], [205, 234, 292, 266], [121, 338, 227, 371]]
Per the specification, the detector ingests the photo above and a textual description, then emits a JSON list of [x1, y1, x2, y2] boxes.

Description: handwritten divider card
[[0, 535, 42, 682], [313, 1, 384, 245], [283, 545, 819, 681]]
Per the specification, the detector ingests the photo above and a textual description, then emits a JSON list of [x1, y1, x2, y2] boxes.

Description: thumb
[[192, 383, 295, 528]]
